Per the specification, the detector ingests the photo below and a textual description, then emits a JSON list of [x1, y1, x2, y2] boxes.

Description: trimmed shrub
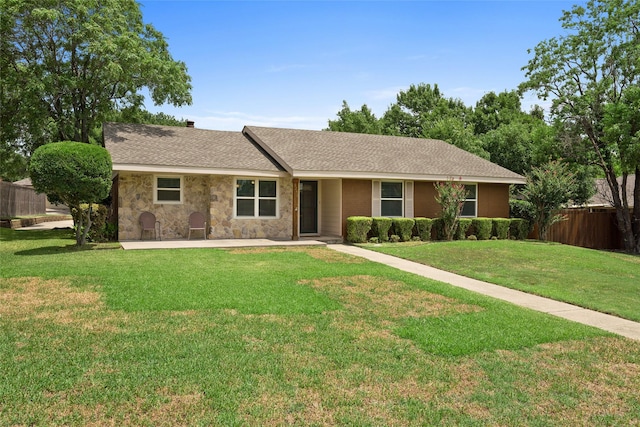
[[71, 204, 111, 242], [346, 216, 372, 243], [371, 217, 393, 242], [492, 218, 511, 240], [392, 218, 415, 242], [455, 218, 472, 240], [414, 217, 434, 241], [467, 234, 478, 241], [472, 218, 493, 240], [389, 234, 401, 243], [510, 218, 530, 240], [432, 218, 446, 241]]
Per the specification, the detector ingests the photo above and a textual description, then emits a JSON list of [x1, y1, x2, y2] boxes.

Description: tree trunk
[[633, 169, 640, 254], [72, 203, 83, 246], [607, 170, 638, 254], [80, 204, 92, 246]]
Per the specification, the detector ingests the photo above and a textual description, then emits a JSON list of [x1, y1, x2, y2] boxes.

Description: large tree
[[326, 101, 382, 134], [381, 83, 472, 138], [0, 0, 192, 157], [520, 0, 640, 253]]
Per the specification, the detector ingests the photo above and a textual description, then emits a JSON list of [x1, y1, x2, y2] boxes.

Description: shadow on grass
[[0, 228, 75, 241], [15, 243, 99, 256]]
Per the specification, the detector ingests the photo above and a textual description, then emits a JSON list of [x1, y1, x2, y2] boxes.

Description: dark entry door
[[300, 180, 318, 234]]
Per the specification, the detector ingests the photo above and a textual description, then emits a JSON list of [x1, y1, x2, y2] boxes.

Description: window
[[155, 176, 182, 203], [461, 184, 477, 217], [381, 181, 403, 217], [235, 179, 278, 218]]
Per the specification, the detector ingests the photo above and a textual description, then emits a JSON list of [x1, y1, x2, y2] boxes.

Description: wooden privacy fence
[[0, 181, 47, 217], [543, 208, 623, 250]]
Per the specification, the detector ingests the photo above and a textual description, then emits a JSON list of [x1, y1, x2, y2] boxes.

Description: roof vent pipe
[[186, 120, 195, 128]]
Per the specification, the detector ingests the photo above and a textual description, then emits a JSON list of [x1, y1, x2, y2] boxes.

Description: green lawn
[[363, 240, 640, 322], [1, 228, 639, 426]]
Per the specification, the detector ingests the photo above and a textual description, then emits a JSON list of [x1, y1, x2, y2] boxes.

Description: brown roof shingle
[[104, 122, 282, 173], [104, 122, 525, 183], [244, 126, 524, 183]]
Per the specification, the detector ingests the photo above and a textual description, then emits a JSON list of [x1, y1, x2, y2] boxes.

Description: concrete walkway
[[329, 244, 640, 341], [16, 219, 73, 230]]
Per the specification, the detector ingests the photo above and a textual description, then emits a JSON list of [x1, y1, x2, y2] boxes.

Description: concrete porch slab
[[120, 238, 327, 250]]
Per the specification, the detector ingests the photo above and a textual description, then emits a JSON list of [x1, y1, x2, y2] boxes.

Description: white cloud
[[186, 111, 328, 131]]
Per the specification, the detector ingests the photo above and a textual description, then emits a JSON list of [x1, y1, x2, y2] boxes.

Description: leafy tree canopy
[[519, 161, 577, 242], [520, 0, 640, 252], [381, 83, 471, 138], [0, 0, 192, 157], [326, 101, 382, 134], [29, 141, 112, 245]]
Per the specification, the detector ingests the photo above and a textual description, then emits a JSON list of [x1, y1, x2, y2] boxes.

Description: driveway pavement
[[329, 244, 640, 341]]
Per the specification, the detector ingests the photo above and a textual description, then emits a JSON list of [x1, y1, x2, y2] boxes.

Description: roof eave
[[291, 170, 525, 184], [111, 163, 287, 178]]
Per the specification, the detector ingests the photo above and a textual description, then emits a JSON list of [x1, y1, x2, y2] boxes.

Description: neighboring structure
[[589, 175, 635, 210], [0, 178, 46, 218], [104, 122, 525, 240], [545, 176, 636, 250]]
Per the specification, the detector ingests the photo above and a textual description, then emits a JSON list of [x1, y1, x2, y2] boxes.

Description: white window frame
[[154, 175, 183, 204], [380, 180, 404, 217], [234, 178, 279, 219], [460, 183, 478, 217]]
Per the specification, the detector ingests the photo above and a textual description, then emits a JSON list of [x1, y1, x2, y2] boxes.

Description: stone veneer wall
[[118, 173, 211, 240], [209, 176, 293, 239]]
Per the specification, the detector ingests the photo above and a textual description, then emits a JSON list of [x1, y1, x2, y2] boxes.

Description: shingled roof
[[104, 122, 282, 175], [244, 126, 524, 183], [104, 122, 524, 184]]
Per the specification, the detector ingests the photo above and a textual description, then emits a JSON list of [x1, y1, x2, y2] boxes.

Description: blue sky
[[140, 0, 581, 131]]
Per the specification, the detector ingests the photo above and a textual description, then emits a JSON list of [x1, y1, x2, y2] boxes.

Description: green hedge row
[[346, 216, 530, 243]]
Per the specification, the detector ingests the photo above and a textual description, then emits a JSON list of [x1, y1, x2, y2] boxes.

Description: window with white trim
[[381, 181, 403, 217], [460, 184, 477, 217], [154, 176, 182, 204], [235, 179, 278, 218]]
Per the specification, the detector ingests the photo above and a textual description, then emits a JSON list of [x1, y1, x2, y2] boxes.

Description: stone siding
[[117, 172, 292, 240], [118, 173, 211, 240], [209, 176, 292, 239]]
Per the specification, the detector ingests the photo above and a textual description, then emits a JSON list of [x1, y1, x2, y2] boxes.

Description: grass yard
[[363, 240, 640, 322], [1, 228, 639, 425]]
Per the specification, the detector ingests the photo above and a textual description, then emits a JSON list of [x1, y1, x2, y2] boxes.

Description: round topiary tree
[[29, 142, 112, 246]]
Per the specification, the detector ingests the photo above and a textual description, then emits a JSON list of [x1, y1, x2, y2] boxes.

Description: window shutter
[[404, 181, 414, 218], [371, 180, 381, 217]]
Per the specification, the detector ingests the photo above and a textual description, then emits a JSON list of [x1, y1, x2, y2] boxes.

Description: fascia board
[[291, 170, 526, 184], [112, 163, 288, 178]]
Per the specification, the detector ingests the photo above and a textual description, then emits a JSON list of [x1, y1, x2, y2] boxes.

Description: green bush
[[493, 218, 511, 240], [389, 234, 401, 243], [455, 218, 472, 240], [432, 218, 446, 241], [510, 218, 530, 240], [392, 218, 415, 242], [472, 218, 493, 240], [371, 217, 393, 242], [413, 217, 434, 241], [71, 204, 111, 242], [346, 216, 372, 243]]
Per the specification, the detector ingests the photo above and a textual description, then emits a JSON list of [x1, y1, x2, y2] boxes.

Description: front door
[[300, 180, 318, 234]]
